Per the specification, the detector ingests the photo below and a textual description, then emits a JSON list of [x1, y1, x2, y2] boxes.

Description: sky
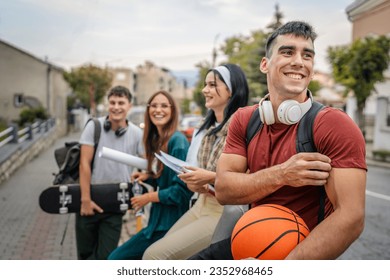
[[0, 0, 355, 75]]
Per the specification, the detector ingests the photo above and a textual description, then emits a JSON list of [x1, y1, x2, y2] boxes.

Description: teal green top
[[142, 131, 193, 239]]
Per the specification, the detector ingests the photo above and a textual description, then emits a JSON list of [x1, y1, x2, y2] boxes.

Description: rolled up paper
[[99, 146, 147, 170]]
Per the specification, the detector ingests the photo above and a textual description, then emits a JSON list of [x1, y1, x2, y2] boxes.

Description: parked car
[[179, 115, 203, 142]]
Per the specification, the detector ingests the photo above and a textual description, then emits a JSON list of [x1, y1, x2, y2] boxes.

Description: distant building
[[313, 71, 345, 108], [0, 38, 70, 136], [107, 61, 188, 112], [346, 0, 390, 114], [134, 61, 187, 105], [346, 0, 390, 151]]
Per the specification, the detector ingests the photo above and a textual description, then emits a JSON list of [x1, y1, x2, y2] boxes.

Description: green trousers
[[75, 212, 123, 260]]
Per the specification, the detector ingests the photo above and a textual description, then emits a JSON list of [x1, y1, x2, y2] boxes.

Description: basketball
[[231, 204, 310, 260]]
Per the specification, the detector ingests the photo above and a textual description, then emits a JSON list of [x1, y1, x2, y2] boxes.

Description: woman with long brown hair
[[108, 90, 193, 260]]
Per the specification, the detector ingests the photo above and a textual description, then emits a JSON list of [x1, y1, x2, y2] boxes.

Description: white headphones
[[258, 91, 313, 125]]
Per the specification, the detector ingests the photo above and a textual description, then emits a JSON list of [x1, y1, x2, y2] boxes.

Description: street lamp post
[[212, 33, 220, 68]]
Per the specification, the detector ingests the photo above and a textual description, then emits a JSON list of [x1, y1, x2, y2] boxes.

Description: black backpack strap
[[296, 101, 324, 152], [245, 107, 263, 212], [296, 101, 326, 224], [246, 101, 327, 224], [86, 118, 101, 170], [246, 107, 263, 146], [91, 118, 101, 147]]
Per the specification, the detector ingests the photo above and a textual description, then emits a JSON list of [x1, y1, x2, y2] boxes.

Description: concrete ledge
[[0, 127, 59, 185]]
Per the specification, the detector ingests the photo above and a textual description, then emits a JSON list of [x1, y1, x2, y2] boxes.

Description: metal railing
[[0, 118, 56, 149]]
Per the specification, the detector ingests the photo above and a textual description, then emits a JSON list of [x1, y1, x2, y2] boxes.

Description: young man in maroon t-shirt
[[190, 21, 366, 260]]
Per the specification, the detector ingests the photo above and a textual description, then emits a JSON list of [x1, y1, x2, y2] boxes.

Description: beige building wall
[[347, 0, 390, 40], [346, 0, 390, 150], [103, 68, 136, 113], [0, 39, 70, 136], [107, 62, 187, 109], [134, 61, 186, 106]]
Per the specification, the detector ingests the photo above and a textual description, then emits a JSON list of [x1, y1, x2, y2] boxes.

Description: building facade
[[133, 61, 187, 105], [346, 0, 390, 152], [107, 61, 188, 116], [0, 39, 70, 136]]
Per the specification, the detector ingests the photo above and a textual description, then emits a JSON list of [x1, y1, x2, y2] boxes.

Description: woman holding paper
[[143, 63, 249, 259], [108, 90, 193, 260]]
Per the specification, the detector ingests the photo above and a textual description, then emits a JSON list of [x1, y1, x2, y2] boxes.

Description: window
[[14, 93, 24, 107], [116, 72, 126, 81]]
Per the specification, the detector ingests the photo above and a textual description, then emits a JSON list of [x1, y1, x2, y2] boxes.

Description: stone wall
[[0, 127, 59, 185]]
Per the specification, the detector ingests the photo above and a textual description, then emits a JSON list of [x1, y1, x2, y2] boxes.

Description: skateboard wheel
[[59, 207, 68, 214], [59, 185, 68, 192], [119, 182, 128, 190], [120, 204, 129, 211]]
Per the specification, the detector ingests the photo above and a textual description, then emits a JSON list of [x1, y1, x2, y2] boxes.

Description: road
[[0, 131, 389, 259], [339, 165, 390, 259]]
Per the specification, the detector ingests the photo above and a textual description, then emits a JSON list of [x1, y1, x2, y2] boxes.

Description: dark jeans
[[188, 237, 233, 260], [75, 212, 123, 260]]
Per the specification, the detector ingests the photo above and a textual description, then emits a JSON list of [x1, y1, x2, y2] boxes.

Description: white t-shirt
[[186, 122, 220, 167], [79, 117, 144, 184]]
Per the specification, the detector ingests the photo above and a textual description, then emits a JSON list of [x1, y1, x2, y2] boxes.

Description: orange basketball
[[231, 204, 310, 260]]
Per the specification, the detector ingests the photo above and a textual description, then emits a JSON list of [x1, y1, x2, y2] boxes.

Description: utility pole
[[212, 33, 220, 68]]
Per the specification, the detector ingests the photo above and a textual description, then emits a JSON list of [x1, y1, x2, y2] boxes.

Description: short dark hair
[[108, 85, 132, 102], [265, 21, 317, 58]]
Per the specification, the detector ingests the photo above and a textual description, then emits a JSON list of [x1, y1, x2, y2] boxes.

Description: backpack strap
[[246, 106, 263, 147], [296, 101, 324, 152], [245, 101, 327, 224], [297, 101, 326, 224], [91, 118, 101, 148], [86, 118, 101, 170]]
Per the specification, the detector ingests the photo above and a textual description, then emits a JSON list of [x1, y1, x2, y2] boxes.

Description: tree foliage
[[328, 35, 390, 131], [192, 4, 284, 112], [63, 64, 113, 113], [19, 107, 48, 126], [191, 4, 322, 111], [221, 30, 269, 101], [192, 60, 212, 115]]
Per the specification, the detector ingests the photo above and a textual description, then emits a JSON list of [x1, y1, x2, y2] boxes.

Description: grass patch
[[372, 149, 390, 162]]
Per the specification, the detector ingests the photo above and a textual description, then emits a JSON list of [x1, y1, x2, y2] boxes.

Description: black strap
[[87, 118, 101, 170], [245, 101, 327, 224], [296, 101, 324, 152], [246, 107, 263, 147], [296, 102, 326, 224]]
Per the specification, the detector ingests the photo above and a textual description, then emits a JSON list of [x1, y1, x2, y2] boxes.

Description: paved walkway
[[0, 131, 138, 260], [0, 130, 388, 260]]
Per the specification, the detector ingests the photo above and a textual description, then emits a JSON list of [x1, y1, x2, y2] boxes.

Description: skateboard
[[39, 182, 148, 214]]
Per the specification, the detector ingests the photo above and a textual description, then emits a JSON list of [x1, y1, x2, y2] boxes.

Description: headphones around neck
[[103, 116, 128, 137], [258, 91, 313, 125]]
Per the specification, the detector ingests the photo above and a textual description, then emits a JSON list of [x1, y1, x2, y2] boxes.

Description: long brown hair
[[143, 90, 179, 176]]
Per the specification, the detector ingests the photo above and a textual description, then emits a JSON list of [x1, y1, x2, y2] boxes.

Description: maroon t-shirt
[[224, 105, 367, 230]]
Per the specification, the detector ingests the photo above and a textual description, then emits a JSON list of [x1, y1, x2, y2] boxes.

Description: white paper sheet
[[154, 151, 193, 174], [99, 146, 147, 170]]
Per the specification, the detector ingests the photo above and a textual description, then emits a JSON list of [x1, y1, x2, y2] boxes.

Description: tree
[[220, 4, 284, 102], [221, 30, 268, 101], [192, 60, 211, 115], [63, 64, 113, 115], [328, 35, 390, 134], [308, 80, 321, 96]]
